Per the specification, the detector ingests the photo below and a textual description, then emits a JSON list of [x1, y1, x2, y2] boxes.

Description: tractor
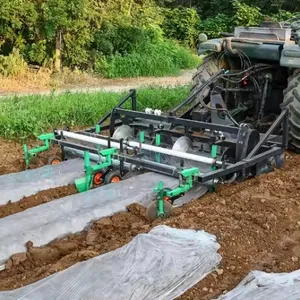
[[190, 20, 300, 152], [23, 20, 300, 222]]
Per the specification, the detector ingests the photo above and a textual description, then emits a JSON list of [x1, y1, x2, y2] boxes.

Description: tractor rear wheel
[[283, 70, 300, 152], [191, 54, 220, 104]]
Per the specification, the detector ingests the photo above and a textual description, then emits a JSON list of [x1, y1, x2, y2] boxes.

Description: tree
[[232, 0, 263, 27], [162, 7, 200, 47], [0, 0, 38, 53], [42, 0, 100, 70]]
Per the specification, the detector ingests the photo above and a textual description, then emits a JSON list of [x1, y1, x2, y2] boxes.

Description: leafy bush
[[198, 1, 264, 39], [96, 39, 200, 78], [162, 7, 200, 47], [24, 41, 48, 65], [93, 24, 163, 56], [198, 14, 231, 38], [4, 0, 296, 78], [232, 0, 263, 27], [268, 10, 299, 22], [0, 49, 27, 77]]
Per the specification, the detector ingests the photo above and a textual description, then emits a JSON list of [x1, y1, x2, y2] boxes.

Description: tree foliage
[[0, 0, 300, 76], [161, 7, 200, 47], [232, 0, 263, 26], [198, 14, 231, 39]]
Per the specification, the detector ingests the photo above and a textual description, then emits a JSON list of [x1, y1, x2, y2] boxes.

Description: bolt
[[268, 157, 276, 169]]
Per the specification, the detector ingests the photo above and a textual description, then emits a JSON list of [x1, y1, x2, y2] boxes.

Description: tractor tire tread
[[283, 70, 300, 151], [283, 80, 299, 96], [191, 54, 220, 104]]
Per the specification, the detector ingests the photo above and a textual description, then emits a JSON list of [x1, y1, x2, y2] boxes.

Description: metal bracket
[[23, 133, 55, 167], [154, 167, 200, 218], [75, 148, 117, 193]]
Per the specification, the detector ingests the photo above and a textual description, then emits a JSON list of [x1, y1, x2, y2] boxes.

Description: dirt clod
[[86, 229, 98, 246], [28, 247, 61, 264], [54, 242, 78, 256], [11, 253, 27, 266]]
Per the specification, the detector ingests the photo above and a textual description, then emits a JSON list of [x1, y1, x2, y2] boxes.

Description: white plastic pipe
[[62, 131, 219, 165], [64, 147, 178, 173]]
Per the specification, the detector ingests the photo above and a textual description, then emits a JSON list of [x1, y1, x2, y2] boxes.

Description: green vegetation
[[0, 0, 199, 78], [1, 0, 299, 79], [95, 31, 200, 78], [0, 87, 190, 139]]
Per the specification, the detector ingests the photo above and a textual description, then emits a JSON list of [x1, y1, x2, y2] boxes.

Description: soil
[[0, 137, 61, 175], [0, 139, 77, 219], [0, 138, 25, 175], [1, 151, 300, 299], [0, 185, 78, 219]]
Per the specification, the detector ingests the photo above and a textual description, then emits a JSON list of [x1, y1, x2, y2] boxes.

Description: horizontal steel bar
[[51, 139, 100, 154], [199, 147, 283, 182], [118, 156, 178, 177], [61, 131, 220, 165], [114, 108, 240, 134]]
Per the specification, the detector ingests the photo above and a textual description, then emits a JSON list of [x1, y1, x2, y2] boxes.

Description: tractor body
[[198, 23, 300, 67], [192, 21, 300, 152]]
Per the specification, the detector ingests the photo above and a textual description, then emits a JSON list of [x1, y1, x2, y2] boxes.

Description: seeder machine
[[23, 87, 289, 221]]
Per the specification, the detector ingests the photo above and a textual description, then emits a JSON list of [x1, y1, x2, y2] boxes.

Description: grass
[[96, 40, 201, 78], [0, 86, 190, 140]]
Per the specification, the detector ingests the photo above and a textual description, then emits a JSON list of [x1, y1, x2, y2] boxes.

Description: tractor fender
[[280, 44, 300, 68], [198, 38, 282, 61], [198, 38, 223, 55]]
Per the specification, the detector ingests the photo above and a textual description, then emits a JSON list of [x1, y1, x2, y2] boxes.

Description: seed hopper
[[24, 88, 289, 221]]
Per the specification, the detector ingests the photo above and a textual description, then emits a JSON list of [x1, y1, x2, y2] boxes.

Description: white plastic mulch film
[[219, 270, 300, 300], [0, 226, 221, 300], [0, 158, 84, 205], [0, 172, 177, 265]]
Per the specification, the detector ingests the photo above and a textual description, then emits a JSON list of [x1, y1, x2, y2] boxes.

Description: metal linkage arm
[[247, 109, 289, 159], [23, 133, 55, 166]]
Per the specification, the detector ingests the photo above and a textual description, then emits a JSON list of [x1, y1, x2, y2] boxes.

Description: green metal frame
[[23, 133, 55, 166], [75, 148, 117, 193], [210, 144, 218, 192], [155, 133, 161, 163], [153, 143, 218, 218], [154, 167, 200, 218]]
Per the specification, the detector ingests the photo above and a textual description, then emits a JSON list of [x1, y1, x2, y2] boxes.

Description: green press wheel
[[146, 200, 173, 223]]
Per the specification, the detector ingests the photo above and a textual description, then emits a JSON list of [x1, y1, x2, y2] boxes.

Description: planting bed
[[0, 137, 61, 175], [0, 139, 79, 219], [1, 140, 300, 299], [0, 185, 78, 219]]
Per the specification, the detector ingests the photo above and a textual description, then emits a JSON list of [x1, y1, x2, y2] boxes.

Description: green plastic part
[[157, 198, 165, 217], [23, 133, 55, 166], [210, 144, 218, 192], [155, 181, 166, 218], [139, 131, 145, 143], [75, 148, 117, 193], [153, 168, 200, 218], [96, 125, 101, 134], [155, 133, 161, 163]]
